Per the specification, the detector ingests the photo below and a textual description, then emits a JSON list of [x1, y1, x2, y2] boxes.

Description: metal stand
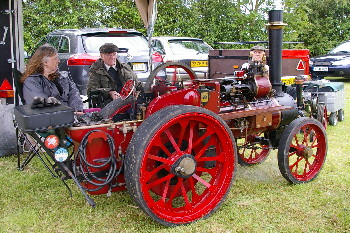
[[15, 124, 96, 207]]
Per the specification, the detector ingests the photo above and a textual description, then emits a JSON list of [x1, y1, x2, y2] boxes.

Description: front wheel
[[124, 105, 237, 226], [278, 117, 327, 184]]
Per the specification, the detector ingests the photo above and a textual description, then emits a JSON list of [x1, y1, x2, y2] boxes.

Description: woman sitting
[[21, 44, 83, 112]]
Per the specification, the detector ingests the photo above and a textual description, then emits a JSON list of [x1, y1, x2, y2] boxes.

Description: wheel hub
[[171, 154, 197, 179], [303, 146, 313, 158]]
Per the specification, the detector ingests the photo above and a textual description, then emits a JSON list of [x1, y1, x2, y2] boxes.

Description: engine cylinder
[[273, 93, 298, 126]]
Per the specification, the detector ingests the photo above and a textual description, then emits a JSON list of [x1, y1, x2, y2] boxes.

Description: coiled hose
[[73, 130, 123, 192]]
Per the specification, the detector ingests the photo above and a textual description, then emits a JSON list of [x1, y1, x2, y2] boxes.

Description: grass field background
[[0, 77, 349, 232]]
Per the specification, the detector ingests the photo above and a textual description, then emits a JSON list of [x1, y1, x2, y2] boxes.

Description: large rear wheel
[[278, 117, 327, 184], [124, 105, 237, 226]]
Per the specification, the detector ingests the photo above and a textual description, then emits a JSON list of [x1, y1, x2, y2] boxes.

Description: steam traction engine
[[14, 9, 327, 226]]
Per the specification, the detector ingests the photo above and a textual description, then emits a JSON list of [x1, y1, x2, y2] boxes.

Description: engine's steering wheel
[[120, 79, 135, 100]]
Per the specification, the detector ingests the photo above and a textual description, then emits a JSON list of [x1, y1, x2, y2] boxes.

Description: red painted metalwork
[[67, 122, 141, 194], [254, 75, 272, 98], [145, 88, 201, 117], [136, 110, 235, 224], [120, 79, 135, 99]]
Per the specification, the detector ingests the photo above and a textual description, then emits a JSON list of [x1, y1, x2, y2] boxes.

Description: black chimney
[[267, 9, 287, 96]]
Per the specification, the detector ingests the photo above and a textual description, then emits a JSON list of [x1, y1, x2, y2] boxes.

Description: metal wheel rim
[[287, 123, 327, 181], [139, 112, 235, 223]]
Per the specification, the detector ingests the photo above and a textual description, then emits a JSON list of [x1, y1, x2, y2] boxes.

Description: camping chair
[[12, 70, 90, 201], [13, 69, 48, 172]]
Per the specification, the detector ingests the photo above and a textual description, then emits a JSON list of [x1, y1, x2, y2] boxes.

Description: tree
[[284, 0, 350, 56], [22, 0, 350, 56], [22, 0, 141, 51]]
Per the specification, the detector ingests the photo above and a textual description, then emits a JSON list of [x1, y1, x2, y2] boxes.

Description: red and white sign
[[296, 60, 305, 70], [44, 135, 59, 149]]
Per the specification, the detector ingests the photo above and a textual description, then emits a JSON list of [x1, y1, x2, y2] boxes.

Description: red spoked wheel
[[278, 117, 327, 184], [124, 105, 237, 226], [120, 79, 135, 99], [236, 133, 271, 166]]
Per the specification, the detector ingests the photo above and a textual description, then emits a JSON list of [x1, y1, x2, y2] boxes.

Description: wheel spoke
[[194, 139, 212, 159], [305, 158, 312, 171], [192, 173, 212, 188], [159, 143, 173, 158], [197, 152, 225, 163], [161, 179, 171, 202], [143, 164, 167, 183], [311, 140, 319, 148], [302, 126, 310, 146], [148, 153, 172, 164], [165, 129, 181, 153], [248, 149, 254, 160], [180, 181, 192, 209], [196, 166, 213, 173], [188, 177, 200, 201], [192, 128, 215, 149], [147, 173, 175, 189], [166, 178, 183, 207], [178, 119, 190, 149], [294, 134, 300, 146], [288, 151, 297, 157], [289, 156, 303, 172], [196, 166, 218, 178], [186, 121, 196, 154], [242, 146, 246, 155]]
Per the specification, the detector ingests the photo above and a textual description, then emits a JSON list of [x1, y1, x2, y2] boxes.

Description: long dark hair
[[21, 44, 60, 82]]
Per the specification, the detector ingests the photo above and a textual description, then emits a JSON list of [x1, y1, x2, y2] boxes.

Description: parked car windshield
[[329, 41, 350, 54], [83, 33, 149, 53], [168, 39, 211, 55]]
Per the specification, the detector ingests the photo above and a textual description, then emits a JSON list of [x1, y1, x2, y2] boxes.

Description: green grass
[[1, 77, 350, 232]]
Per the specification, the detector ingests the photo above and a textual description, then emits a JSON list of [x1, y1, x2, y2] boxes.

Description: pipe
[[295, 76, 304, 108], [267, 8, 287, 96]]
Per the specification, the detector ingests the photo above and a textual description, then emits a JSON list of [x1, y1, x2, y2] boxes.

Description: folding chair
[[12, 70, 95, 206]]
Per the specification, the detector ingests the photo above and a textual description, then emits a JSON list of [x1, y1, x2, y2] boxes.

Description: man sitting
[[87, 43, 142, 107]]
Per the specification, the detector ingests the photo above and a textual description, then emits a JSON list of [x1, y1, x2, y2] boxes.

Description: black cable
[[73, 130, 121, 192]]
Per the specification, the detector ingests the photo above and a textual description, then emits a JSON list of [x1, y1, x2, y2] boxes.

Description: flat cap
[[251, 45, 266, 51], [99, 43, 119, 53]]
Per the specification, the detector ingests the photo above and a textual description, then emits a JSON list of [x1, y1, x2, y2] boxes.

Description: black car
[[310, 40, 350, 80], [34, 28, 152, 95]]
